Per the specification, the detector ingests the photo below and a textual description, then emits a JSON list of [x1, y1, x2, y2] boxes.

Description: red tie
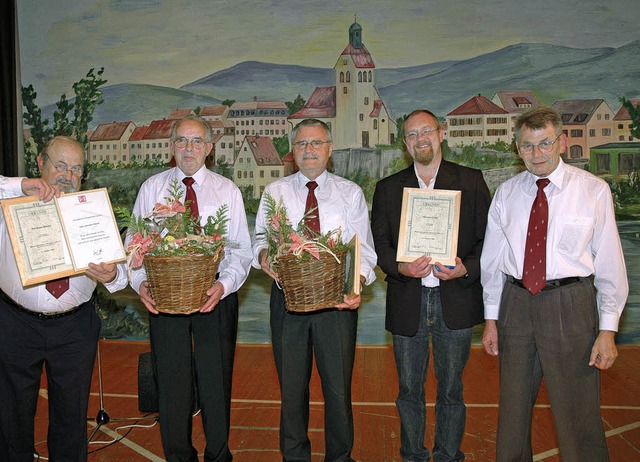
[[182, 177, 199, 221], [304, 181, 320, 235], [522, 178, 551, 295], [46, 277, 69, 299]]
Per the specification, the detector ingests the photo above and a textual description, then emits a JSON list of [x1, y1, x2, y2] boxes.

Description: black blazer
[[371, 161, 491, 335]]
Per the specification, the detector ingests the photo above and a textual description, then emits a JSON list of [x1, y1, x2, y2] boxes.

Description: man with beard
[[0, 136, 122, 461], [371, 110, 490, 461]]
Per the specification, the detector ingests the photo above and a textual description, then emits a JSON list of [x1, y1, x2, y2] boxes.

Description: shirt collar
[[413, 163, 440, 189], [176, 165, 207, 186], [526, 158, 566, 192], [296, 170, 328, 190]]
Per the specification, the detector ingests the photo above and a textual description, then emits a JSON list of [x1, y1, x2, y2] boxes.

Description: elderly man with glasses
[[0, 136, 123, 461], [481, 106, 628, 461], [253, 118, 377, 461], [111, 114, 253, 461]]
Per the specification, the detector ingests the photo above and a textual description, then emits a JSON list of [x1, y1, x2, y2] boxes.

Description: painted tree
[[285, 94, 305, 115], [620, 97, 640, 139], [22, 67, 107, 177]]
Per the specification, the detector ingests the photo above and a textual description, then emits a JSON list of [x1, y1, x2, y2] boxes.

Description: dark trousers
[[0, 298, 100, 462], [149, 293, 238, 462], [496, 278, 609, 462], [270, 283, 358, 462]]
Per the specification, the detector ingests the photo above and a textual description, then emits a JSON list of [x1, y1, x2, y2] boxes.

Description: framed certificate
[[1, 188, 126, 286], [344, 233, 361, 296], [396, 188, 461, 266]]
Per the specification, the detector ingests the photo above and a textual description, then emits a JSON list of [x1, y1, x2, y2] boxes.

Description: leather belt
[[0, 289, 85, 319], [507, 275, 582, 291]]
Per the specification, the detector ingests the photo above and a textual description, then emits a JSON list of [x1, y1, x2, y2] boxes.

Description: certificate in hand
[[396, 188, 461, 266], [1, 188, 126, 286]]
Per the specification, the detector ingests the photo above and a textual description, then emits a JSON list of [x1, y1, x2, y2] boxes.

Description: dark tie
[[46, 277, 69, 299], [304, 181, 320, 235], [522, 178, 551, 295], [182, 177, 199, 221]]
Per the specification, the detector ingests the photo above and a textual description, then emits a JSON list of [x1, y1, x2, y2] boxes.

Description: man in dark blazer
[[371, 109, 490, 462]]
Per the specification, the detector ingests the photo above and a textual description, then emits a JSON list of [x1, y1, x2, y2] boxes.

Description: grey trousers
[[496, 278, 609, 462]]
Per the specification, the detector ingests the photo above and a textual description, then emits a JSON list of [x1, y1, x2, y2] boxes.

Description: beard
[[53, 177, 78, 193], [412, 146, 435, 166]]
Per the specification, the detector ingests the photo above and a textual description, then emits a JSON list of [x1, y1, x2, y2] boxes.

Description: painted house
[[228, 100, 289, 151], [590, 142, 640, 174], [446, 95, 509, 147], [128, 125, 148, 162], [208, 120, 236, 164], [491, 90, 541, 137], [168, 108, 195, 120], [234, 135, 284, 198], [142, 119, 173, 162], [289, 20, 396, 149], [200, 105, 229, 122], [552, 99, 615, 160], [613, 99, 640, 142], [89, 121, 136, 164]]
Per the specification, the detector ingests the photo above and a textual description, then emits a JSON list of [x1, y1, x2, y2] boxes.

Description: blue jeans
[[393, 287, 472, 462]]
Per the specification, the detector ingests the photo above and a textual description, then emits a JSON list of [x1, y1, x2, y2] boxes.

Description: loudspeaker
[[137, 351, 199, 413]]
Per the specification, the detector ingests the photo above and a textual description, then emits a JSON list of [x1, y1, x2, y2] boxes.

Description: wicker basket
[[144, 249, 224, 314], [276, 248, 347, 312]]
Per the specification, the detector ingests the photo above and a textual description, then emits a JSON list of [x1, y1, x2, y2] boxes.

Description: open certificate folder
[[1, 188, 126, 286]]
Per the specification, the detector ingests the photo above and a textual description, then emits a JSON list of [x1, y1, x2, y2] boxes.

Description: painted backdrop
[[16, 0, 640, 344]]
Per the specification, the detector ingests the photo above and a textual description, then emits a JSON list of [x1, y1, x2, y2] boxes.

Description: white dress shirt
[[252, 170, 377, 285], [111, 166, 252, 298], [414, 163, 441, 288], [481, 159, 628, 331], [0, 176, 122, 312]]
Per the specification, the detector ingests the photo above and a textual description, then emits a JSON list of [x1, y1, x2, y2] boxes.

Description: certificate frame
[[1, 188, 126, 287], [396, 188, 461, 266], [344, 233, 361, 296]]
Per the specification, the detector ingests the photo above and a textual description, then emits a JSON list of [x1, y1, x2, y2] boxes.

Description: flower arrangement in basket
[[260, 193, 349, 312], [116, 180, 229, 314]]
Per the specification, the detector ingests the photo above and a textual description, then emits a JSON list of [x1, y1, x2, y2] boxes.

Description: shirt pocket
[[555, 216, 594, 258]]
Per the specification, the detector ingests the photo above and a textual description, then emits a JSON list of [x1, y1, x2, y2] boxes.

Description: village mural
[[16, 0, 640, 344]]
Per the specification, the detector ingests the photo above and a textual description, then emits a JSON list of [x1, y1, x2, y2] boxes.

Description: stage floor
[[31, 341, 640, 461]]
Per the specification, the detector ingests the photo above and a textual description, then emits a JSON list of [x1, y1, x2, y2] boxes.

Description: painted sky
[[18, 0, 640, 106]]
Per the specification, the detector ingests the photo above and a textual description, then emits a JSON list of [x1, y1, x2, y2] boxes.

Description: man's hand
[[589, 330, 618, 370], [433, 257, 467, 281], [139, 281, 159, 315], [336, 293, 361, 310], [21, 178, 58, 202], [398, 255, 433, 278], [259, 248, 279, 281], [85, 262, 117, 284], [200, 281, 225, 313], [482, 320, 499, 356]]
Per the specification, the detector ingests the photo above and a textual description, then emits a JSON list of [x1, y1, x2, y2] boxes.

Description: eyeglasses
[[292, 140, 331, 150], [44, 154, 84, 177], [518, 135, 561, 154], [404, 127, 439, 141], [174, 137, 207, 149]]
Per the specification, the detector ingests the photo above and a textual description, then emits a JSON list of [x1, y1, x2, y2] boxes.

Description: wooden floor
[[31, 341, 640, 461]]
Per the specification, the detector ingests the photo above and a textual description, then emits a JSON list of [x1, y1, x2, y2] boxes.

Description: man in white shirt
[[252, 118, 377, 461], [481, 106, 628, 461], [0, 136, 121, 461], [110, 115, 252, 462]]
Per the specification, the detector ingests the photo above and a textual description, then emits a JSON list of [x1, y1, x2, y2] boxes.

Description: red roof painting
[[340, 43, 375, 68], [448, 95, 508, 116], [289, 87, 336, 119]]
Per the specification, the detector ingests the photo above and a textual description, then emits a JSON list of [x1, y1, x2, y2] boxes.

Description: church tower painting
[[289, 19, 396, 149]]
